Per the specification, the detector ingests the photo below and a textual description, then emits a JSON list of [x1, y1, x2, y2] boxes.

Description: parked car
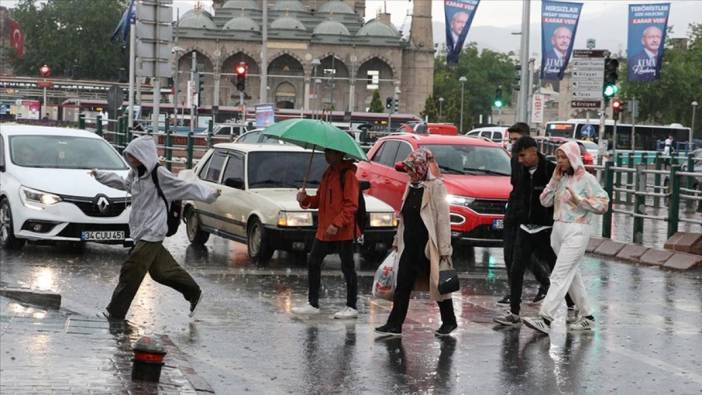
[[235, 129, 288, 145], [578, 139, 600, 164], [398, 122, 458, 136], [0, 124, 132, 249], [465, 126, 509, 149], [178, 143, 397, 262], [356, 134, 512, 246], [535, 136, 595, 173]]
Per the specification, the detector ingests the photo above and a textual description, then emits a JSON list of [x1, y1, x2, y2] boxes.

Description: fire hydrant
[[131, 336, 167, 382]]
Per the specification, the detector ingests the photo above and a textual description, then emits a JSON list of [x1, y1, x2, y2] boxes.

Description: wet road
[[1, 230, 701, 394]]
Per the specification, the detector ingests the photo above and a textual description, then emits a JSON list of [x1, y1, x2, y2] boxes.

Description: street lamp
[[692, 101, 699, 148], [459, 76, 467, 132], [438, 97, 444, 120]]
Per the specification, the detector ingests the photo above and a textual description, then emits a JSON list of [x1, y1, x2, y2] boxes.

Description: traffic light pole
[[190, 51, 196, 135], [240, 91, 245, 141], [598, 99, 607, 164]]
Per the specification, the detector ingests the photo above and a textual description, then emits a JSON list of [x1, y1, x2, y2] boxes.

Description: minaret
[[409, 0, 432, 49], [401, 0, 435, 116]]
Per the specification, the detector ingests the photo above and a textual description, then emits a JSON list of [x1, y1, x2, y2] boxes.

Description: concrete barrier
[[639, 249, 674, 266], [616, 245, 649, 262], [594, 240, 626, 257]]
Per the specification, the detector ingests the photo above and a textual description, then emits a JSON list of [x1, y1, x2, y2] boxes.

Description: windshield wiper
[[250, 179, 297, 188], [438, 165, 464, 174], [462, 167, 510, 176]]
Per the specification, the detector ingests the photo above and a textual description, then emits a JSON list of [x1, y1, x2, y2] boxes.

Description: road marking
[[608, 344, 702, 385]]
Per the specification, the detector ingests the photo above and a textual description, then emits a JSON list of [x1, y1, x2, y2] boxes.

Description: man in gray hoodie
[[90, 136, 220, 320]]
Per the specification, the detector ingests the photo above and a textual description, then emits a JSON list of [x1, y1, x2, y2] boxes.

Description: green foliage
[[368, 89, 384, 113], [621, 23, 702, 137], [422, 43, 516, 129], [10, 0, 128, 80]]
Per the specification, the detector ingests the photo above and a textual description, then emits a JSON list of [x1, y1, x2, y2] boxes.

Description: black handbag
[[438, 257, 460, 294]]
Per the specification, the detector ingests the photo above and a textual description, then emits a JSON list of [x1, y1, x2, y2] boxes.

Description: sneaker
[[375, 324, 402, 337], [434, 323, 458, 337], [333, 306, 359, 319], [523, 317, 551, 335], [532, 289, 547, 304], [568, 317, 595, 331], [291, 304, 321, 315], [497, 295, 511, 306], [189, 290, 202, 318], [566, 309, 579, 324], [494, 312, 521, 326]]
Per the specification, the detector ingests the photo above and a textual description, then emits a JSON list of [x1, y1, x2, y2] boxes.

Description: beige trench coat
[[392, 178, 454, 302]]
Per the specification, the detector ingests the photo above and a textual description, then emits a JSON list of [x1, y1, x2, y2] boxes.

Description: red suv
[[357, 134, 512, 246]]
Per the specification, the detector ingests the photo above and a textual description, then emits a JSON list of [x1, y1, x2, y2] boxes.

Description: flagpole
[[128, 15, 135, 129]]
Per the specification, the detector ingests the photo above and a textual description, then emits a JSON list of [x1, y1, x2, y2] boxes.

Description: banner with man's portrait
[[627, 3, 670, 82], [540, 0, 582, 81], [444, 0, 480, 65]]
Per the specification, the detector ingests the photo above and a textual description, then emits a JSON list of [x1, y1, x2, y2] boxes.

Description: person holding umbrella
[[291, 148, 360, 319]]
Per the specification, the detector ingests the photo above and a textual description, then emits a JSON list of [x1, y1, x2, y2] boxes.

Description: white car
[[0, 124, 132, 249], [178, 143, 397, 263], [465, 126, 510, 149], [578, 139, 599, 164]]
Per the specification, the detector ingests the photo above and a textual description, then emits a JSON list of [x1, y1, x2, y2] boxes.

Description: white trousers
[[539, 221, 593, 321]]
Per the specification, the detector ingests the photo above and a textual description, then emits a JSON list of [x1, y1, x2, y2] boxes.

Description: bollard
[[602, 161, 614, 238], [667, 165, 680, 238], [78, 114, 86, 129], [131, 336, 167, 383], [165, 121, 172, 171], [207, 120, 214, 148], [96, 115, 103, 136], [186, 132, 194, 169], [654, 153, 662, 207], [626, 152, 634, 204], [633, 165, 645, 244]]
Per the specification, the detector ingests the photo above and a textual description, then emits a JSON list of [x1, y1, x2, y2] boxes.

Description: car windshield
[[248, 151, 326, 189], [421, 144, 511, 176], [10, 135, 127, 170]]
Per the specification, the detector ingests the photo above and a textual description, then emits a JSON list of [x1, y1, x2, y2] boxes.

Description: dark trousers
[[386, 251, 456, 329], [503, 222, 518, 283], [509, 228, 555, 315], [107, 241, 201, 319], [308, 239, 357, 309]]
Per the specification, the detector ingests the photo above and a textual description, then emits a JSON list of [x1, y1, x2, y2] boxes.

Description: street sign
[[106, 84, 123, 119], [135, 0, 173, 79], [531, 93, 544, 124], [571, 49, 606, 109]]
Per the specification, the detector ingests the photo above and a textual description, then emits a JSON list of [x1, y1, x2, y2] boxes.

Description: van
[[465, 126, 509, 148]]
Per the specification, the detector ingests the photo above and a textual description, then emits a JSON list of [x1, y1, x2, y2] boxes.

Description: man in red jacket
[[292, 149, 359, 319]]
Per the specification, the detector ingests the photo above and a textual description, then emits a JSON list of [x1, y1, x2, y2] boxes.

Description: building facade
[[173, 0, 434, 115]]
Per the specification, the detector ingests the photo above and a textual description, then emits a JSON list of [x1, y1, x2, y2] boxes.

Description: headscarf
[[402, 148, 434, 181], [556, 141, 585, 176]]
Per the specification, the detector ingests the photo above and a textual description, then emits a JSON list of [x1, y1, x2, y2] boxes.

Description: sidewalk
[[0, 295, 211, 394]]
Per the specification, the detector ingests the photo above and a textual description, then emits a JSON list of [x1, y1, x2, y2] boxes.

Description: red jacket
[[301, 160, 359, 241]]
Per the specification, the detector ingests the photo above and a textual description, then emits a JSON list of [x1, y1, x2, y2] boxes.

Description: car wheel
[[185, 207, 209, 245], [0, 198, 25, 250], [247, 218, 274, 263]]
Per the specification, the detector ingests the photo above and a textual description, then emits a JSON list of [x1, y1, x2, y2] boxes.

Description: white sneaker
[[568, 317, 595, 331], [291, 304, 320, 315], [333, 306, 358, 319]]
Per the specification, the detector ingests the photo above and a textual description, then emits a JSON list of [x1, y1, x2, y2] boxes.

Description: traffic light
[[386, 97, 393, 110], [197, 74, 205, 96], [193, 72, 201, 106], [513, 64, 521, 90], [235, 62, 247, 92], [612, 98, 623, 121], [603, 57, 619, 100], [494, 86, 504, 108], [393, 98, 399, 113]]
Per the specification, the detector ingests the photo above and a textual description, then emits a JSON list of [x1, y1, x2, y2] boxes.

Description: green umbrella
[[263, 119, 368, 189]]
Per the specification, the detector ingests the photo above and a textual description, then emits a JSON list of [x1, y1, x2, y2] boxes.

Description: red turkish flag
[[9, 20, 23, 59]]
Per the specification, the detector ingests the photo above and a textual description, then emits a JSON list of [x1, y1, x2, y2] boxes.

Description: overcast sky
[[5, 0, 701, 54]]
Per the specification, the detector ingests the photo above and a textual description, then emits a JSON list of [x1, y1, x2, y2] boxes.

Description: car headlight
[[446, 194, 475, 208], [277, 211, 313, 227], [369, 212, 396, 227], [19, 186, 62, 209]]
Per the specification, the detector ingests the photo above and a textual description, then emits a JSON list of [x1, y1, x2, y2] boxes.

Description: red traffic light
[[612, 100, 622, 109], [39, 64, 51, 78], [235, 62, 247, 76]]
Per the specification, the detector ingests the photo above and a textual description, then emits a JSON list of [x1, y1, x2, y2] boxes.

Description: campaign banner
[[255, 104, 275, 128], [540, 1, 583, 81], [444, 0, 480, 65], [627, 3, 670, 82]]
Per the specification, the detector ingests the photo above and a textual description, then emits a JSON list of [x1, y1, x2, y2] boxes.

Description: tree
[[422, 43, 516, 129], [368, 89, 384, 113], [10, 0, 127, 80], [621, 23, 702, 137]]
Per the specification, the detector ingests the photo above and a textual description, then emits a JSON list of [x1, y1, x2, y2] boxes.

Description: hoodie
[[94, 136, 218, 242], [539, 141, 609, 224]]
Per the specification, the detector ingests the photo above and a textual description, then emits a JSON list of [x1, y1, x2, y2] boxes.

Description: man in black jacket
[[495, 136, 557, 326]]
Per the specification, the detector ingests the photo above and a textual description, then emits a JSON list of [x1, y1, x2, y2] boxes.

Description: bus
[[545, 119, 692, 152]]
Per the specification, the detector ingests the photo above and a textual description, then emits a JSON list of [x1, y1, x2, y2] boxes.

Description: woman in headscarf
[[523, 141, 609, 335], [375, 148, 457, 337]]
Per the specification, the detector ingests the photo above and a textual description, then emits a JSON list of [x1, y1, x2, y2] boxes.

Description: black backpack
[[151, 164, 182, 237], [340, 168, 367, 236]]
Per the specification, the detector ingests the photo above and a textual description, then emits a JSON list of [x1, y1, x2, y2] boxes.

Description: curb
[[0, 287, 61, 309], [586, 236, 702, 270], [160, 335, 215, 394]]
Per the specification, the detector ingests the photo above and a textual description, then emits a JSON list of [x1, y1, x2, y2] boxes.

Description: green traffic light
[[604, 84, 617, 98], [494, 100, 503, 108]]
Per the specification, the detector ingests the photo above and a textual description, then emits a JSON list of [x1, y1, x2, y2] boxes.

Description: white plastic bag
[[372, 250, 399, 301]]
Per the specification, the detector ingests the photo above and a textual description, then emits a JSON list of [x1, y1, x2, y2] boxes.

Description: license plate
[[491, 219, 504, 230], [80, 231, 125, 241]]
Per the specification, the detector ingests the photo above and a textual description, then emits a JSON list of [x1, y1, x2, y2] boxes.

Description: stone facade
[[173, 0, 433, 115]]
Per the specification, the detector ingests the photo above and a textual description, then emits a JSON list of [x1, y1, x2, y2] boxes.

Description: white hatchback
[[0, 124, 132, 249]]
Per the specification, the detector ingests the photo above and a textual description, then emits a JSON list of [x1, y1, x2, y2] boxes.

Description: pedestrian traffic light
[[612, 98, 623, 121], [386, 97, 393, 110], [603, 57, 619, 100], [494, 86, 504, 108], [235, 62, 247, 92]]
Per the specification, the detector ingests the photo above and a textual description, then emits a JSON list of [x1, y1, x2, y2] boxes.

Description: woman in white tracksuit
[[523, 141, 609, 335]]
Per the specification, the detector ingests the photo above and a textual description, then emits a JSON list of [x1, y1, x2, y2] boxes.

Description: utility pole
[[517, 0, 531, 123], [259, 0, 268, 104], [190, 51, 196, 135], [459, 76, 467, 132]]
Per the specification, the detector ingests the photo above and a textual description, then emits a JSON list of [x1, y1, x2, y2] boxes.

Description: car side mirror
[[359, 180, 371, 191], [224, 177, 245, 190], [394, 161, 407, 172]]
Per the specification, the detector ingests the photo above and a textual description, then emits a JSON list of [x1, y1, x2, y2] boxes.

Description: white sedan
[[0, 124, 131, 249], [178, 143, 397, 263]]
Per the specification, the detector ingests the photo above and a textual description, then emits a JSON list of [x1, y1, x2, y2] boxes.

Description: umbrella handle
[[302, 145, 315, 190]]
